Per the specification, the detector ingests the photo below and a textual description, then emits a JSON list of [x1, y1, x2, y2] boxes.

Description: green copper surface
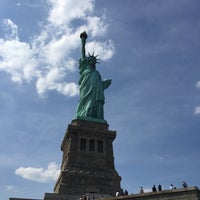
[[75, 31, 111, 123]]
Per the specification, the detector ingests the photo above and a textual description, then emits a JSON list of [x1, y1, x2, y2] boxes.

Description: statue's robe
[[76, 57, 105, 120]]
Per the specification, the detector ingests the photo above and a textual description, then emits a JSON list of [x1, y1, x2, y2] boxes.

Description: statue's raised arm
[[75, 31, 112, 123], [80, 31, 87, 59]]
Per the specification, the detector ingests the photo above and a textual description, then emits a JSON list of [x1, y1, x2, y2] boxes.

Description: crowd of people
[[115, 181, 189, 197], [115, 189, 129, 197], [80, 181, 188, 199], [139, 181, 188, 194]]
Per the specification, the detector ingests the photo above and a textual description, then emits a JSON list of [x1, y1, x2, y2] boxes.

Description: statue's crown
[[88, 52, 100, 64]]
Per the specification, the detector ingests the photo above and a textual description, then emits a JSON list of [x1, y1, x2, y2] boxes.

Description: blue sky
[[0, 0, 200, 199]]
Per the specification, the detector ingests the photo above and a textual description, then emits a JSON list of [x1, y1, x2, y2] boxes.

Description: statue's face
[[88, 56, 96, 67]]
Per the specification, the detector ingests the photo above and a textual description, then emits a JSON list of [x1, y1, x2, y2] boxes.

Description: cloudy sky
[[1, 0, 200, 199]]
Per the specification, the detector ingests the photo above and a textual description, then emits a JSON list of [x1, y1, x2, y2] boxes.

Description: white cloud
[[0, 0, 114, 97], [195, 81, 200, 88], [42, 34, 78, 66], [194, 106, 200, 115], [194, 82, 200, 115], [2, 19, 18, 40], [86, 16, 109, 37], [15, 162, 60, 183], [0, 39, 37, 83], [144, 188, 152, 193], [47, 0, 94, 26], [5, 185, 15, 191], [87, 40, 115, 60], [36, 67, 79, 97]]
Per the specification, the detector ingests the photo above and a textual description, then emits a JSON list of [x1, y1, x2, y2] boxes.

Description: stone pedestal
[[51, 119, 121, 199]]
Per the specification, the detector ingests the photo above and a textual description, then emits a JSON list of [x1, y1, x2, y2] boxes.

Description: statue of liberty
[[75, 31, 112, 123]]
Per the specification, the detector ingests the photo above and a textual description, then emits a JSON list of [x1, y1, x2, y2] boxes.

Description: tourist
[[152, 185, 157, 192], [116, 191, 119, 197], [124, 189, 128, 195], [169, 184, 173, 190], [182, 181, 188, 188], [140, 187, 144, 193], [158, 184, 162, 191]]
